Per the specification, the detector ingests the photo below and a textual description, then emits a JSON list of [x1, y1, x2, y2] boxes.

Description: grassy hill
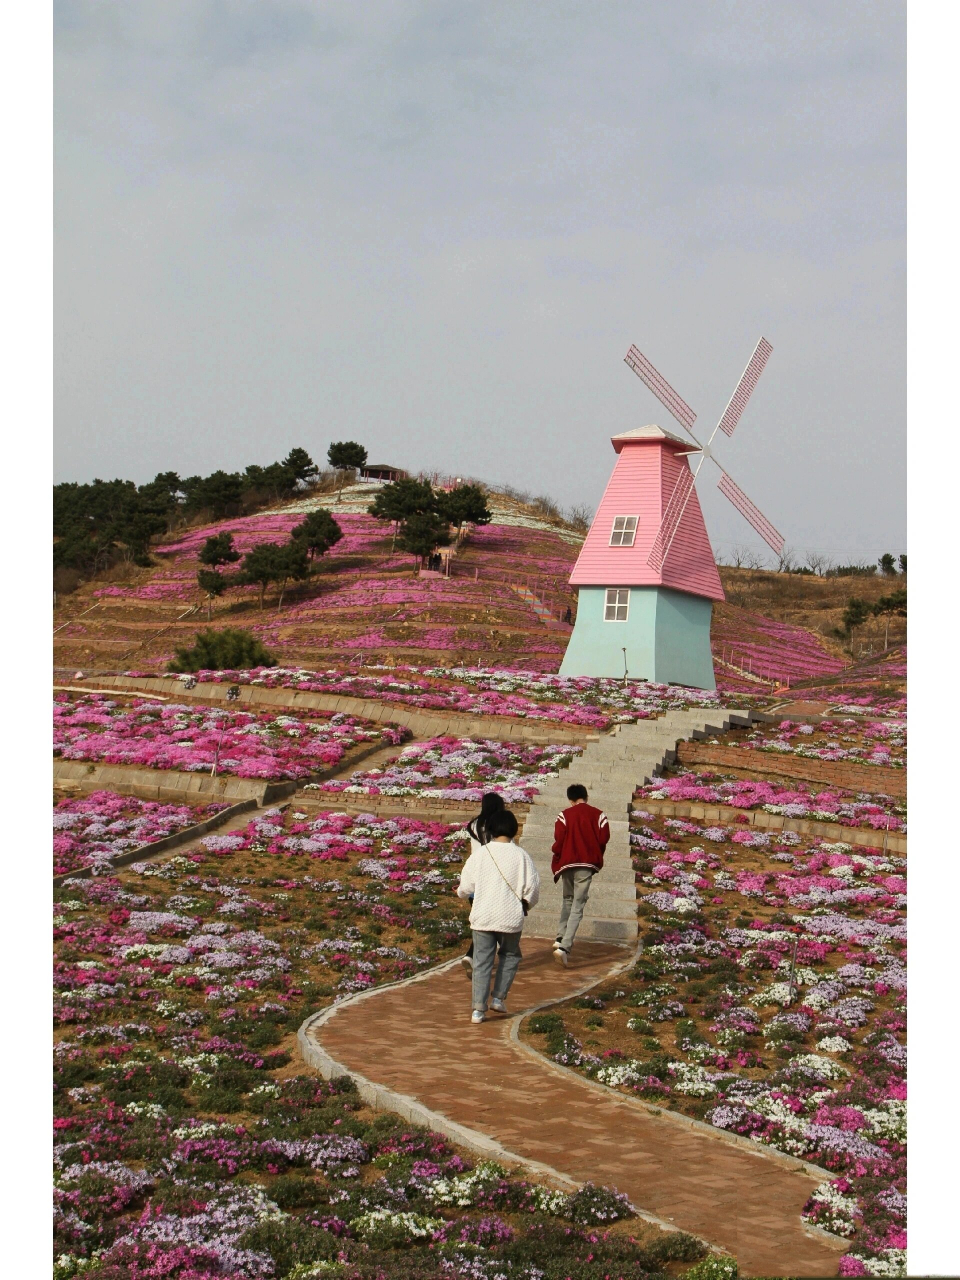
[[53, 481, 903, 696]]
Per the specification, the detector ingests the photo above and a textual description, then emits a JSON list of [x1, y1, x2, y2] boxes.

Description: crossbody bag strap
[[484, 844, 523, 905]]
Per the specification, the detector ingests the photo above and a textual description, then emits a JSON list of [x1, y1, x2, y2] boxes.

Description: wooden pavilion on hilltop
[[358, 463, 407, 482]]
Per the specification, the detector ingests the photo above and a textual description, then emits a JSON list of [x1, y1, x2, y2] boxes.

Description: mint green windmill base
[[559, 586, 717, 690]]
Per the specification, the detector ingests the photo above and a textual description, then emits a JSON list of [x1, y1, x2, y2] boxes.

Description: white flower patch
[[816, 1036, 852, 1054], [861, 1098, 906, 1143], [595, 1060, 646, 1088], [668, 1062, 718, 1097], [352, 1209, 444, 1243], [788, 1053, 848, 1081], [749, 982, 794, 1007]]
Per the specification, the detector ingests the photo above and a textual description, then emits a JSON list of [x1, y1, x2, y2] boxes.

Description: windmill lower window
[[604, 588, 630, 621], [609, 516, 638, 546]]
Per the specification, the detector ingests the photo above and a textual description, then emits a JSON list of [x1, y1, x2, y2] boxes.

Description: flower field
[[309, 736, 580, 804], [706, 718, 906, 769], [181, 663, 739, 730], [54, 695, 407, 782], [638, 772, 906, 833], [711, 606, 846, 687], [524, 805, 906, 1276], [56, 509, 581, 674], [52, 817, 721, 1280], [53, 791, 230, 878], [781, 648, 907, 715]]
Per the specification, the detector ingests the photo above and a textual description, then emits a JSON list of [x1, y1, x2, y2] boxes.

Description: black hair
[[470, 792, 505, 844], [486, 809, 519, 840], [567, 784, 588, 802]]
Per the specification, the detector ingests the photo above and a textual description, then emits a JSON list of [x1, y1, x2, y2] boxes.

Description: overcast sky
[[54, 1, 905, 564]]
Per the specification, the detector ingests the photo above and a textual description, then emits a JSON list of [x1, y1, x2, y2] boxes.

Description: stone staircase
[[519, 707, 759, 944]]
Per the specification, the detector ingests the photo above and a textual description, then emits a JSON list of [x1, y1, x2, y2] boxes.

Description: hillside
[[53, 480, 902, 698], [53, 484, 582, 674]]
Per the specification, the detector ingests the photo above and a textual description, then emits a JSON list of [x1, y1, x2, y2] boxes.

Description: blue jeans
[[471, 929, 522, 1013]]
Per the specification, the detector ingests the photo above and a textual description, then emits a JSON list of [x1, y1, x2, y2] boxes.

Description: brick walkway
[[313, 938, 845, 1278]]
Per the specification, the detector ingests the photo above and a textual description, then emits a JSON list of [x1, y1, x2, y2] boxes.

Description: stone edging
[[510, 989, 829, 1182], [632, 798, 906, 855], [52, 735, 394, 810], [677, 741, 906, 800], [53, 798, 259, 888], [508, 962, 850, 1255], [296, 952, 725, 1249]]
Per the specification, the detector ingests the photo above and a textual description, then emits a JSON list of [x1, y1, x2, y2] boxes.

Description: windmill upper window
[[604, 588, 630, 621], [609, 516, 638, 547]]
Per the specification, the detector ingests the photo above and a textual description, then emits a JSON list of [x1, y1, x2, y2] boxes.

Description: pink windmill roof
[[568, 426, 724, 601]]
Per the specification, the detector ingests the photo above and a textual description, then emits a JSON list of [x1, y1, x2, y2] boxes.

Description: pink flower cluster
[[54, 693, 407, 781], [731, 718, 906, 769], [53, 790, 228, 877], [639, 772, 906, 832], [712, 609, 846, 684], [312, 735, 579, 803]]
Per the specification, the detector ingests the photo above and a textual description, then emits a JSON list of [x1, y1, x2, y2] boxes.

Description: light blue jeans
[[471, 929, 523, 1013], [557, 868, 595, 950]]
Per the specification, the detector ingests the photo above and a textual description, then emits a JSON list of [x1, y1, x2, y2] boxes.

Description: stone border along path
[[88, 674, 602, 745], [521, 707, 767, 943], [299, 937, 846, 1277]]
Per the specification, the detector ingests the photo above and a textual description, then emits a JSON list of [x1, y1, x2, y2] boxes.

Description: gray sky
[[54, 1, 905, 564]]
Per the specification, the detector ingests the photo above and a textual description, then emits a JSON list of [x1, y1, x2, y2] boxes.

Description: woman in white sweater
[[456, 809, 540, 1023]]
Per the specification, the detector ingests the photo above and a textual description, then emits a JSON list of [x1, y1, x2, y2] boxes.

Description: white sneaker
[[471, 1010, 485, 1024], [461, 954, 473, 977], [553, 947, 569, 967], [490, 998, 508, 1014], [552, 938, 563, 950]]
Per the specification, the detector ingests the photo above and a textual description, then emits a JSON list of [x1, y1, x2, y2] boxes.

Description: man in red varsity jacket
[[550, 784, 610, 964]]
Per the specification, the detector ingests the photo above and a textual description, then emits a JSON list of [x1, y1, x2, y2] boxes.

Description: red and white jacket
[[551, 803, 610, 881]]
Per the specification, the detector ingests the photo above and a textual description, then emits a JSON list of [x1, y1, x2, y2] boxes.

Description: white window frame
[[604, 588, 630, 621], [609, 515, 638, 546]]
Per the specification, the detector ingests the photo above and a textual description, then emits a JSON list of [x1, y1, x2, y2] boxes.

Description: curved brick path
[[308, 938, 845, 1278]]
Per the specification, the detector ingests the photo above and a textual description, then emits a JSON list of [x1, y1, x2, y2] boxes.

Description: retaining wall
[[633, 796, 906, 855], [676, 741, 906, 799], [53, 760, 297, 806]]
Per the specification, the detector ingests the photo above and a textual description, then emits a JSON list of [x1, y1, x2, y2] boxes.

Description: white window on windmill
[[609, 516, 638, 546], [604, 588, 630, 621]]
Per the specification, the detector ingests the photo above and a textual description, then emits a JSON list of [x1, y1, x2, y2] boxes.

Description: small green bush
[[565, 1182, 635, 1224], [167, 627, 276, 673], [683, 1252, 739, 1280], [642, 1231, 708, 1264], [528, 1012, 564, 1036]]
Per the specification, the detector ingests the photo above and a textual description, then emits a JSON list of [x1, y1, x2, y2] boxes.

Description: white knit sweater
[[457, 840, 541, 933]]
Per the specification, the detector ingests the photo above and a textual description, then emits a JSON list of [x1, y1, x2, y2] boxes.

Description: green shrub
[[528, 1012, 564, 1036], [167, 627, 276, 673], [238, 1217, 338, 1274], [641, 1231, 708, 1264], [565, 1182, 635, 1224], [268, 1175, 328, 1210], [683, 1252, 739, 1280]]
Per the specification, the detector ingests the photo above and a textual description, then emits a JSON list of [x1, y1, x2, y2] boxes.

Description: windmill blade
[[717, 470, 784, 555], [716, 337, 773, 437], [624, 346, 698, 436], [647, 465, 697, 572]]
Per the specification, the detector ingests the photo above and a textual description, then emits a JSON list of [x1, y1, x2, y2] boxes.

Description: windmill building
[[559, 426, 722, 688], [559, 338, 784, 690]]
